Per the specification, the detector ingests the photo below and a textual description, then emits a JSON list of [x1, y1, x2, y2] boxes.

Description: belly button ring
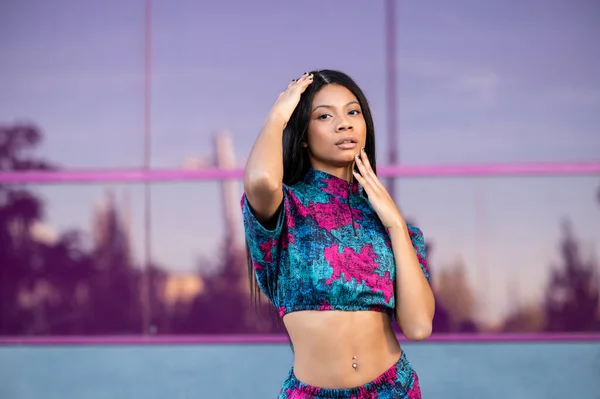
[[352, 356, 357, 371]]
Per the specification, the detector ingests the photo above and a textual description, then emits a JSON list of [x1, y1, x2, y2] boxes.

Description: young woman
[[241, 70, 434, 398]]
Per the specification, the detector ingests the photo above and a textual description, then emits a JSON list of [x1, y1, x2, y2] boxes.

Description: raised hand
[[269, 72, 313, 124], [352, 149, 405, 230]]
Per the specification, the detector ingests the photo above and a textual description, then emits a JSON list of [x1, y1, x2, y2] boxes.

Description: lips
[[335, 136, 358, 145], [335, 137, 358, 150]]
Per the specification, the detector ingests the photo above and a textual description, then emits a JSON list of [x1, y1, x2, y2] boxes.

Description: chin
[[330, 156, 356, 167], [312, 152, 359, 169]]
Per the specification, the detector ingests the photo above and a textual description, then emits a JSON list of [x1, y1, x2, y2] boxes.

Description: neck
[[309, 162, 355, 183]]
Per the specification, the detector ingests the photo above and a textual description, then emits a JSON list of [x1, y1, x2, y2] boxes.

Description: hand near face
[[352, 150, 404, 230]]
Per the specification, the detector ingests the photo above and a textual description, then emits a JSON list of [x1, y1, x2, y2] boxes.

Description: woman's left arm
[[388, 223, 435, 340], [352, 149, 435, 341]]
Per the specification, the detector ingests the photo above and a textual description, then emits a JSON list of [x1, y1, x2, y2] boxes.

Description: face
[[304, 84, 367, 177]]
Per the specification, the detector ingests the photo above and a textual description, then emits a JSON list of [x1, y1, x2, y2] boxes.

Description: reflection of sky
[[1, 1, 599, 324]]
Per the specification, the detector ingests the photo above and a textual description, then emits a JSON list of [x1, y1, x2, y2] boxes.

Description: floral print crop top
[[241, 168, 430, 318]]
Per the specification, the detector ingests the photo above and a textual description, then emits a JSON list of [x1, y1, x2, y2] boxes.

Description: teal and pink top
[[241, 168, 430, 318]]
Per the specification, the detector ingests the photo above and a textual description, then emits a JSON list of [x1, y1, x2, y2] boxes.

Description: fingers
[[298, 72, 313, 83], [355, 151, 376, 181], [354, 151, 383, 191], [358, 149, 376, 177], [288, 72, 313, 91], [353, 157, 376, 194], [352, 169, 373, 197]]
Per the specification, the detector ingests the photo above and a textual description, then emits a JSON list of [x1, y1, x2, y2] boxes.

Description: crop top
[[241, 168, 430, 318]]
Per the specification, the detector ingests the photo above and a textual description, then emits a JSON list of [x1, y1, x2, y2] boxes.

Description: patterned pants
[[278, 351, 422, 398]]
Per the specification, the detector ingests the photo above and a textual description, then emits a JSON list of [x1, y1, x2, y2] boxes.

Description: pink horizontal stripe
[[0, 162, 599, 183], [0, 333, 598, 346], [0, 168, 243, 183], [377, 162, 600, 177]]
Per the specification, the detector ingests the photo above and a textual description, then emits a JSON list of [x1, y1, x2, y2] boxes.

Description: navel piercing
[[352, 356, 357, 371]]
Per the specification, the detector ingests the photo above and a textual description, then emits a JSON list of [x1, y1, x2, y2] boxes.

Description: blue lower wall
[[1, 342, 599, 398]]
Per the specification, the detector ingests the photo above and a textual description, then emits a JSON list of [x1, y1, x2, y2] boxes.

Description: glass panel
[[0, 1, 146, 169], [149, 0, 387, 168], [395, 175, 600, 333], [147, 181, 285, 335], [0, 183, 146, 335], [396, 2, 600, 164]]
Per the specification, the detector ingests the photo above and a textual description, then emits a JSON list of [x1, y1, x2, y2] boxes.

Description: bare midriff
[[283, 310, 402, 389]]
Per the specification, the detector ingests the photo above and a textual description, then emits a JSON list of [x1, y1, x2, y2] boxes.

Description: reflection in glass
[[0, 1, 145, 169], [0, 184, 146, 335], [2, 175, 599, 336], [1, 175, 599, 336], [396, 2, 599, 164], [397, 176, 600, 334], [147, 182, 284, 335]]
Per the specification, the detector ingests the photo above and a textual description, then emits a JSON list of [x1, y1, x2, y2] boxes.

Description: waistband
[[282, 351, 417, 398]]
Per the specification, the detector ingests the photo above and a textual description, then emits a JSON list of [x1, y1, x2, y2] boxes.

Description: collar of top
[[303, 168, 360, 199]]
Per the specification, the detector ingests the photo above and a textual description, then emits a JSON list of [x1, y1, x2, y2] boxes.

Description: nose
[[336, 116, 353, 132]]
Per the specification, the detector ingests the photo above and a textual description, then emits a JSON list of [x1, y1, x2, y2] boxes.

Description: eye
[[348, 109, 361, 116], [317, 114, 331, 120]]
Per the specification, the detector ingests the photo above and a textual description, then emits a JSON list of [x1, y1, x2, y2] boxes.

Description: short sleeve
[[240, 186, 290, 296], [408, 225, 430, 282]]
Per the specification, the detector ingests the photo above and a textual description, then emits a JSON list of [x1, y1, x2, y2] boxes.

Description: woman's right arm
[[243, 73, 313, 223]]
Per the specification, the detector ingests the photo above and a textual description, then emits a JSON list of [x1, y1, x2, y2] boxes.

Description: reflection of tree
[[544, 220, 600, 332], [0, 123, 55, 334], [433, 256, 479, 333], [29, 230, 93, 334], [0, 122, 284, 335], [186, 237, 247, 333], [1, 123, 142, 335], [162, 236, 283, 334], [85, 190, 142, 334], [424, 240, 451, 333], [0, 124, 54, 171], [502, 303, 545, 333], [146, 263, 170, 334]]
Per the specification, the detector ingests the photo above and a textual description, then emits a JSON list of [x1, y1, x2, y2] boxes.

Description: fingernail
[[361, 147, 365, 152]]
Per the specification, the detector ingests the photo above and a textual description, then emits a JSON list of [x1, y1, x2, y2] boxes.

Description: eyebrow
[[312, 101, 360, 112]]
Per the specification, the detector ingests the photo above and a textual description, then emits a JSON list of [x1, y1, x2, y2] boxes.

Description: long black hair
[[246, 69, 378, 328]]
